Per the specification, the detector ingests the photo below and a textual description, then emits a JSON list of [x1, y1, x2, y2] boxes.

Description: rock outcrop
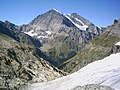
[[111, 39, 120, 54], [71, 84, 115, 90]]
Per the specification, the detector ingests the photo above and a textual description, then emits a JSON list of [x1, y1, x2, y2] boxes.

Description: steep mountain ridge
[[0, 21, 41, 47], [18, 9, 102, 66]]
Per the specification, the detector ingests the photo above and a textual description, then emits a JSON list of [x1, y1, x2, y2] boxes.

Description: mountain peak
[[4, 20, 12, 25], [4, 20, 16, 27], [50, 8, 62, 14]]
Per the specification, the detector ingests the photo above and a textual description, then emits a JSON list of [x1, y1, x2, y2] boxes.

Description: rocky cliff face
[[0, 33, 64, 90], [60, 19, 120, 73], [18, 9, 102, 66]]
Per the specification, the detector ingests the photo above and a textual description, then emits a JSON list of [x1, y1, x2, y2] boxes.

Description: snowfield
[[24, 30, 37, 36], [28, 52, 120, 90]]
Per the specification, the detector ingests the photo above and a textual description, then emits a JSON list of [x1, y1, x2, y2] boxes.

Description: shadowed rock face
[[0, 33, 64, 90], [71, 84, 115, 90], [18, 9, 102, 66], [0, 21, 41, 47]]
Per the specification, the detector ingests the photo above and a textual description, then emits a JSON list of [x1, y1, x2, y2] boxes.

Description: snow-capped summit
[[18, 9, 102, 66], [20, 9, 101, 38], [52, 8, 62, 14], [21, 9, 101, 37]]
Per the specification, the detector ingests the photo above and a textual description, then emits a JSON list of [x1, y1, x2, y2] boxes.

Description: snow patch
[[45, 31, 52, 35], [115, 41, 120, 46], [67, 14, 71, 16], [64, 14, 88, 31], [37, 35, 49, 39], [24, 30, 37, 36], [97, 26, 102, 29], [74, 17, 84, 25], [75, 24, 88, 31], [29, 52, 120, 90], [52, 8, 62, 14]]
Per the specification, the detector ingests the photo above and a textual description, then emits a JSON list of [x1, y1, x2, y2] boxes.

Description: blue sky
[[0, 0, 120, 27]]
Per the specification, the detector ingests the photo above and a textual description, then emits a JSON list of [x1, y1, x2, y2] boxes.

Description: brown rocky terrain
[[0, 33, 64, 90]]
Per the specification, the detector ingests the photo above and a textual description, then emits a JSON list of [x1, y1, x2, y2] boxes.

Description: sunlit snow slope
[[29, 52, 120, 90]]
